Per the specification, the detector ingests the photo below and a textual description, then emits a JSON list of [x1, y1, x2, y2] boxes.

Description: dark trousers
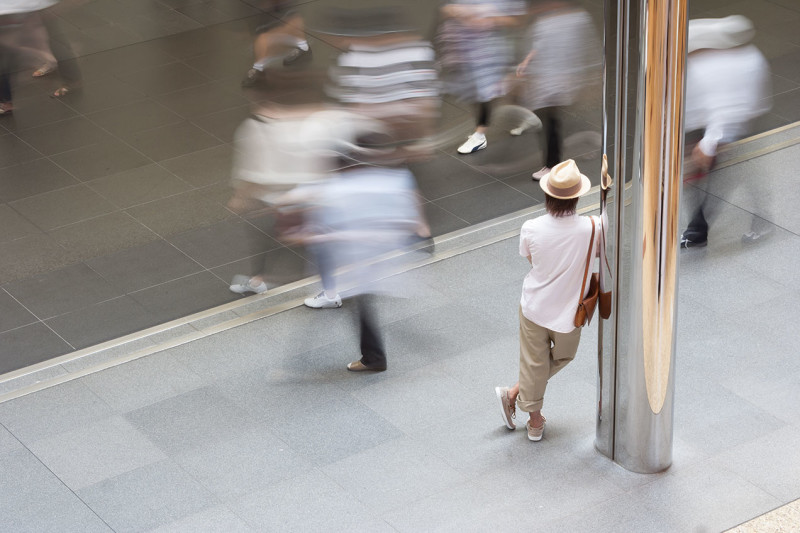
[[355, 294, 386, 369], [537, 106, 564, 168], [0, 69, 10, 103], [42, 11, 81, 86], [682, 134, 716, 240], [476, 101, 491, 127], [0, 46, 14, 103]]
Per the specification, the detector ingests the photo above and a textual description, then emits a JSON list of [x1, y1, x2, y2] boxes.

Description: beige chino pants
[[516, 306, 582, 413]]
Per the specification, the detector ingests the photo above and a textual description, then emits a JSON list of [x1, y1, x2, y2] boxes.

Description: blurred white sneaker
[[304, 291, 342, 309], [531, 167, 551, 181], [510, 118, 538, 136], [229, 275, 267, 294], [457, 133, 487, 154]]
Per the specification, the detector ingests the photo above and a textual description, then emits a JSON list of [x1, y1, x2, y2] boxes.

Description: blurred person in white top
[[515, 1, 601, 180], [680, 15, 772, 248], [437, 0, 526, 154]]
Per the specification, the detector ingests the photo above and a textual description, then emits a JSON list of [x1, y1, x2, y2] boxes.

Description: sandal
[[50, 86, 73, 98], [32, 64, 57, 78], [0, 102, 13, 115]]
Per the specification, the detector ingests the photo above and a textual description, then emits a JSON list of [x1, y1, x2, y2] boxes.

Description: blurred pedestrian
[[680, 15, 771, 248], [0, 2, 48, 114], [436, 0, 525, 154], [301, 5, 441, 310], [304, 126, 420, 372], [227, 105, 335, 295], [241, 0, 311, 87], [515, 0, 600, 180]]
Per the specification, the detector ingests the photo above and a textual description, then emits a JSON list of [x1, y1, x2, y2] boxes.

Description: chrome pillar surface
[[596, 0, 687, 473]]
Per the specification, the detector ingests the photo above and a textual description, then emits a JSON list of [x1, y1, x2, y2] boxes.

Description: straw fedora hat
[[539, 159, 591, 199]]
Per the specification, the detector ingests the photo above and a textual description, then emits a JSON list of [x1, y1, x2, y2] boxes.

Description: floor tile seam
[[112, 60, 215, 100], [426, 179, 536, 205], [152, 75, 247, 102], [81, 181, 195, 221], [709, 381, 792, 431], [189, 113, 247, 145], [37, 319, 78, 352], [436, 145, 522, 183], [120, 268, 233, 301], [705, 458, 790, 515], [157, 238, 248, 279], [771, 101, 800, 123], [158, 217, 291, 272], [43, 291, 165, 330], [0, 130, 46, 164], [501, 177, 547, 199], [39, 205, 165, 239], [0, 286, 45, 327], [0, 107, 82, 136], [706, 443, 798, 499], [6, 185, 110, 231], [148, 448, 231, 514], [84, 100, 187, 138], [418, 199, 472, 227], [11, 114, 110, 144], [238, 215, 285, 244], [769, 76, 800, 98], [727, 254, 799, 292], [58, 91, 153, 116], [6, 240, 211, 319], [5, 418, 116, 530], [119, 189, 237, 236], [0, 311, 75, 350], [74, 98, 231, 177], [725, 500, 800, 533]]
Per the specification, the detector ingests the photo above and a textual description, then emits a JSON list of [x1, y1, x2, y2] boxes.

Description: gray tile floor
[[0, 136, 798, 531]]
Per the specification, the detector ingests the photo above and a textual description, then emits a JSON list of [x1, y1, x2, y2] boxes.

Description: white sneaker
[[510, 116, 539, 136], [531, 167, 551, 181], [229, 275, 268, 294], [457, 133, 487, 154], [304, 291, 342, 309]]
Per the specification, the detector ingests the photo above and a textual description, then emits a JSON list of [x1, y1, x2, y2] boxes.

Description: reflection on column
[[597, 0, 687, 473]]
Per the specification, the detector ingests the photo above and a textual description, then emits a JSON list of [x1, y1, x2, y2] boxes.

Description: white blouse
[[519, 213, 600, 333]]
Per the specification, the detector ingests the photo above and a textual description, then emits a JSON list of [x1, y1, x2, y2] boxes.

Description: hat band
[[548, 181, 583, 198]]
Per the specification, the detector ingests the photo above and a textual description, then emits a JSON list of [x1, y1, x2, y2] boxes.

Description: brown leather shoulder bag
[[574, 217, 600, 328]]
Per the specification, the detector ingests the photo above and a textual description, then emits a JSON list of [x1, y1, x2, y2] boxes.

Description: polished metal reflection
[[596, 0, 687, 473]]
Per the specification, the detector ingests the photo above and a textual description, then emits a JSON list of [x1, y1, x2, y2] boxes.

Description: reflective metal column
[[596, 0, 688, 473]]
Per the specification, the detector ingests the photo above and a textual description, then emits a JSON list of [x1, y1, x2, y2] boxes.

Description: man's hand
[[516, 51, 535, 77], [692, 144, 714, 173]]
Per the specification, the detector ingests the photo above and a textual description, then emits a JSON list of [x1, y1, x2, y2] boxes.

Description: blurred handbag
[[575, 217, 599, 328], [598, 281, 612, 319], [598, 214, 612, 320]]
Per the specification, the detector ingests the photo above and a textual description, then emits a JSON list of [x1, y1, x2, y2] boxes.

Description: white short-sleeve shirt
[[519, 213, 599, 333]]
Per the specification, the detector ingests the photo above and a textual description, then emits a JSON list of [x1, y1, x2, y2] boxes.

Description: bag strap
[[578, 217, 596, 305], [600, 214, 611, 279]]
